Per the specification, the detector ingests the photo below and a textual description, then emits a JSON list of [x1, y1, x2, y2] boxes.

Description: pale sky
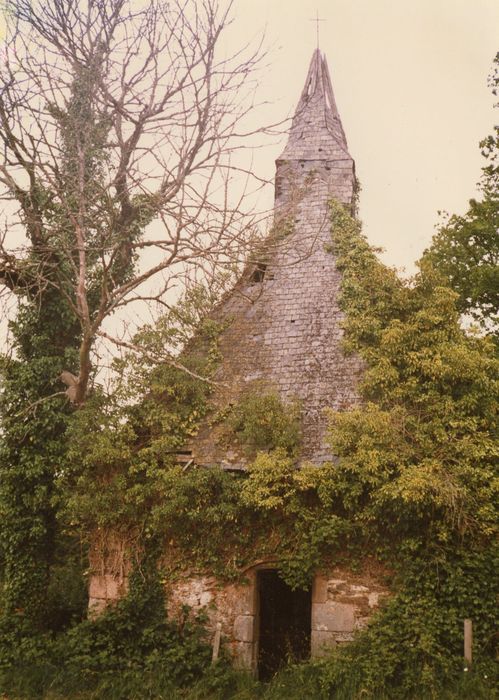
[[1, 0, 496, 275], [0, 0, 497, 346], [229, 0, 498, 272]]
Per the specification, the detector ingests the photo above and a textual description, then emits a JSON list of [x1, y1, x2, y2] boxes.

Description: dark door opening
[[257, 569, 311, 681]]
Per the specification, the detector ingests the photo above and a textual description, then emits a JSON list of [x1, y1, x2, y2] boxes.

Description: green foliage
[[238, 452, 349, 589], [240, 449, 311, 510], [309, 549, 498, 699], [137, 447, 349, 590], [44, 546, 88, 633], [0, 571, 212, 699], [59, 296, 225, 543], [422, 196, 498, 331], [61, 339, 315, 581], [225, 389, 301, 457], [0, 294, 80, 625], [323, 199, 498, 695], [327, 201, 409, 354], [421, 55, 498, 335], [328, 199, 498, 548], [152, 466, 255, 578], [60, 573, 210, 685], [129, 451, 326, 587]]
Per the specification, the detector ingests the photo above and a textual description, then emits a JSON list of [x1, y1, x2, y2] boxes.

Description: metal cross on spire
[[309, 10, 326, 48]]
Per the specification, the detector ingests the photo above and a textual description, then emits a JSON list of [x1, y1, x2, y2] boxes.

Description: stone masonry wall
[[166, 564, 389, 669], [87, 529, 131, 615], [190, 157, 362, 466]]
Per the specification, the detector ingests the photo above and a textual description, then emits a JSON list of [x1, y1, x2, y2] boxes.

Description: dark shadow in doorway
[[257, 569, 311, 681]]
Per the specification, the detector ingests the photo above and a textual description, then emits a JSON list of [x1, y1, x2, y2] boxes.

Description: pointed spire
[[278, 49, 350, 161]]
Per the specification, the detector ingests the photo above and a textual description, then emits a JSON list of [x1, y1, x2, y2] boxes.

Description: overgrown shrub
[[0, 572, 211, 699], [225, 389, 301, 458], [2, 198, 496, 699]]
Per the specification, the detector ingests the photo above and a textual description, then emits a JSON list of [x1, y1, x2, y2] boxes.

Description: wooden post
[[212, 621, 222, 663], [464, 619, 472, 666]]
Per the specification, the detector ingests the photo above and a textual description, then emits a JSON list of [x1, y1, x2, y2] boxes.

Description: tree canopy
[[422, 54, 498, 337]]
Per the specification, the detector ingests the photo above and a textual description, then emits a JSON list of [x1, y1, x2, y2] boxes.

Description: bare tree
[[0, 0, 270, 403]]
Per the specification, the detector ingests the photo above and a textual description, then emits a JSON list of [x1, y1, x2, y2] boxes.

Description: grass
[[2, 660, 496, 700]]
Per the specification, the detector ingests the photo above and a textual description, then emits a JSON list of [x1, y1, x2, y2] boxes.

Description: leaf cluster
[[328, 199, 498, 548], [59, 294, 225, 539], [224, 389, 301, 458]]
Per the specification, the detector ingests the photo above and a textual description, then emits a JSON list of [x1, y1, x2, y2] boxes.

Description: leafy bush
[[0, 573, 211, 699], [226, 389, 301, 458]]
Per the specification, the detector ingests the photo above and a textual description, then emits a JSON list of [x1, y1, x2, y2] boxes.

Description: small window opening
[[290, 319, 296, 323], [174, 450, 193, 465], [250, 263, 267, 284], [275, 176, 283, 199]]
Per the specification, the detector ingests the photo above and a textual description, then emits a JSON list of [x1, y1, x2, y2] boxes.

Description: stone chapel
[[88, 49, 388, 677]]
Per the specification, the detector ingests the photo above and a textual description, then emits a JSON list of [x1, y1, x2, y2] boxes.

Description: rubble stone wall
[[166, 564, 389, 669], [87, 529, 131, 616]]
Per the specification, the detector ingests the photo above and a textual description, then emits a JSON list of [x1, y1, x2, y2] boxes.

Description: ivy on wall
[[63, 199, 497, 585], [320, 200, 498, 694], [0, 295, 80, 626], [222, 388, 301, 458], [15, 199, 495, 699]]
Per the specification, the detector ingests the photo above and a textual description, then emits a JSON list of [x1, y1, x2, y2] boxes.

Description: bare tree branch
[[97, 329, 221, 386], [0, 0, 274, 400]]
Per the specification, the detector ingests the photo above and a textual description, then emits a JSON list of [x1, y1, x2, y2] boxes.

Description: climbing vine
[[0, 62, 110, 627], [60, 290, 225, 542], [63, 204, 497, 685], [0, 295, 80, 627], [139, 201, 498, 694], [2, 191, 496, 697], [0, 61, 145, 630], [319, 199, 498, 695]]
